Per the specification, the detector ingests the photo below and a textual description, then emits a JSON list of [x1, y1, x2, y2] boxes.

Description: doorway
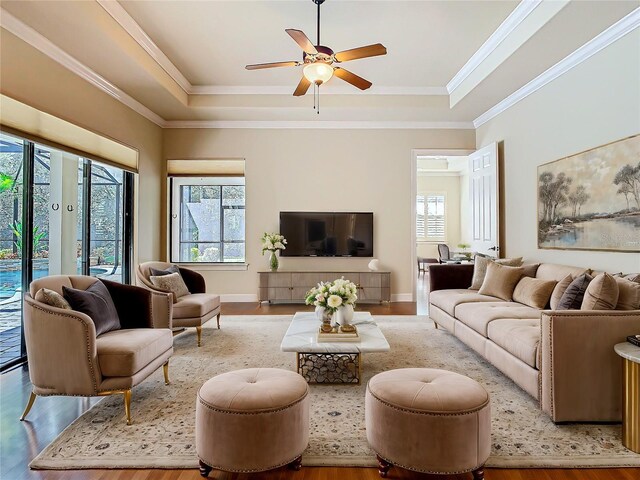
[[410, 149, 474, 306]]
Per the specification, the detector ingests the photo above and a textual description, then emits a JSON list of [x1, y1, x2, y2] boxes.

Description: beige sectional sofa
[[428, 263, 640, 423]]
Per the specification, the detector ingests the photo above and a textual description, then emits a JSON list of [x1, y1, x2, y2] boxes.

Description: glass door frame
[[1, 136, 135, 372]]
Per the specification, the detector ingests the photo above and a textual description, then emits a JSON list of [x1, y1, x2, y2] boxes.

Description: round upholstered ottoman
[[365, 368, 491, 479], [196, 368, 309, 477]]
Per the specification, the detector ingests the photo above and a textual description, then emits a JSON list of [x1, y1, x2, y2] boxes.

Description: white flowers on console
[[261, 232, 287, 254]]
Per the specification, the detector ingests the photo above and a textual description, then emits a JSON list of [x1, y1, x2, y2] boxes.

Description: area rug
[[30, 315, 640, 469]]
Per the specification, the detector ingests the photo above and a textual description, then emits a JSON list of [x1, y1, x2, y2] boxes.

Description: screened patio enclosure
[[0, 133, 133, 370]]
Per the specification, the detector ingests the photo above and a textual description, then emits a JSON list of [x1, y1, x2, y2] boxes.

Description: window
[[170, 177, 245, 263], [416, 194, 445, 239]]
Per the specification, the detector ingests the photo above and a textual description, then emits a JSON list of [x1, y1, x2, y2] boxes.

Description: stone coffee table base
[[296, 352, 361, 384]]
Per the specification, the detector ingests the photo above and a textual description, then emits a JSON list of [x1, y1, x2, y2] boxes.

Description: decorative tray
[[318, 325, 359, 343]]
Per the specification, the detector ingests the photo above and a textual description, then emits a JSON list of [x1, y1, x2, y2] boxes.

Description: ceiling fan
[[245, 0, 387, 98]]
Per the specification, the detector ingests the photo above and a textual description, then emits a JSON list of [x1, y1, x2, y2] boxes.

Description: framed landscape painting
[[537, 134, 640, 252]]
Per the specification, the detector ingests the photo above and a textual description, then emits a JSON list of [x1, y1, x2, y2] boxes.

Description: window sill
[[175, 263, 249, 271]]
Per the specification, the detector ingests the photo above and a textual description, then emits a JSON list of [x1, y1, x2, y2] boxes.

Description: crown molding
[[473, 7, 640, 128], [96, 0, 448, 98], [163, 120, 475, 129], [190, 85, 449, 96], [0, 8, 166, 127], [97, 0, 191, 93], [446, 0, 542, 94]]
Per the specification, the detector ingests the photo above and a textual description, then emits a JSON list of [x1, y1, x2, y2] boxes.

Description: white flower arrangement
[[261, 232, 287, 254], [305, 276, 358, 314]]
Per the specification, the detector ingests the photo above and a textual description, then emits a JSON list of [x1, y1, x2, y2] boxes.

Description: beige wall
[[416, 175, 461, 259], [0, 30, 164, 264], [164, 128, 475, 298], [476, 31, 640, 273]]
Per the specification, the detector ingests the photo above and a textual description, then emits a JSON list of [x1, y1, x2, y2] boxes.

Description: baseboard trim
[[219, 294, 258, 303], [391, 293, 413, 302]]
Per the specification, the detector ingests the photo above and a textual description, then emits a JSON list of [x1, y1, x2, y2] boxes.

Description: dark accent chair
[[437, 244, 461, 264]]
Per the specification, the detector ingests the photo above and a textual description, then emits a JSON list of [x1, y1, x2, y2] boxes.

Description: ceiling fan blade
[[245, 61, 298, 70], [293, 76, 311, 97], [334, 68, 372, 91], [334, 43, 387, 63], [285, 29, 318, 55]]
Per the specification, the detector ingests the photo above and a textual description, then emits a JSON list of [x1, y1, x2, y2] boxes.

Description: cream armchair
[[21, 275, 173, 425], [136, 262, 221, 347]]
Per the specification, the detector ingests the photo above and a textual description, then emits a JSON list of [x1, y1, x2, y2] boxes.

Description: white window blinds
[[417, 194, 445, 239]]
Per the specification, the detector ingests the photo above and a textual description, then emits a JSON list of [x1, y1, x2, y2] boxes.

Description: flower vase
[[268, 250, 279, 271], [338, 304, 356, 332]]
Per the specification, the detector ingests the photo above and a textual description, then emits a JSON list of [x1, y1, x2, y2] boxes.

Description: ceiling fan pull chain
[[317, 84, 320, 114]]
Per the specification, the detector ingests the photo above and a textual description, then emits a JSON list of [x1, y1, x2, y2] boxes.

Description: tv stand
[[258, 271, 390, 304]]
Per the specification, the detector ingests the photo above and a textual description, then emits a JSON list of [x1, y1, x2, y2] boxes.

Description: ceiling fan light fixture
[[303, 62, 334, 85]]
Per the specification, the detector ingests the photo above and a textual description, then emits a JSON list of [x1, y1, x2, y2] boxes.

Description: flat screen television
[[280, 212, 373, 257]]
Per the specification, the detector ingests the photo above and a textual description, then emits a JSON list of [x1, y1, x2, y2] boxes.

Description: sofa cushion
[[513, 277, 557, 309], [479, 263, 524, 301], [63, 280, 121, 336], [549, 274, 573, 310], [615, 277, 640, 310], [428, 289, 502, 317], [536, 264, 588, 282], [581, 273, 619, 310], [487, 319, 540, 369], [455, 302, 540, 336], [97, 328, 172, 377], [556, 273, 592, 310], [173, 293, 221, 319], [470, 255, 523, 290]]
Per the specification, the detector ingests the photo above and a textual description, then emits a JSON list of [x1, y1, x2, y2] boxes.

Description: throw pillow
[[470, 255, 524, 290], [623, 273, 640, 283], [34, 288, 71, 310], [478, 262, 525, 301], [149, 264, 181, 278], [150, 272, 190, 302], [549, 274, 573, 310], [556, 273, 592, 310], [512, 277, 557, 309], [615, 277, 640, 310], [521, 263, 541, 278], [62, 280, 121, 336], [581, 273, 619, 310]]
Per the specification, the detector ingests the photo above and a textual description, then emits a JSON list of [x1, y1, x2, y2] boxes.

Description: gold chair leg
[[217, 313, 220, 330], [163, 361, 170, 385], [20, 392, 37, 421], [123, 389, 132, 425], [196, 326, 202, 347]]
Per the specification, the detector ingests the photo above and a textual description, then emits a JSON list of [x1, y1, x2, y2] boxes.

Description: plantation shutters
[[426, 195, 445, 238], [417, 194, 445, 239]]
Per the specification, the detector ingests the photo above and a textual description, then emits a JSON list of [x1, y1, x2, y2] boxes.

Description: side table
[[614, 342, 640, 453]]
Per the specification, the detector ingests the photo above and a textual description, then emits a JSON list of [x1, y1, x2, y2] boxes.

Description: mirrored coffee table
[[280, 311, 390, 384]]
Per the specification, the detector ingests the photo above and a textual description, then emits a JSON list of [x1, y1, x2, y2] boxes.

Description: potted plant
[[261, 232, 287, 271], [457, 243, 473, 260]]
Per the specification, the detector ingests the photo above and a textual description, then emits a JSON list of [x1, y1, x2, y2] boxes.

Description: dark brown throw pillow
[[556, 273, 593, 310], [149, 264, 180, 278], [63, 280, 121, 336]]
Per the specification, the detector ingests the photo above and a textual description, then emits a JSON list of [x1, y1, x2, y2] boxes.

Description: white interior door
[[469, 143, 500, 257]]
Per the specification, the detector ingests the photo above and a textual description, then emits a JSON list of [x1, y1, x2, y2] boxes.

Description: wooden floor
[[1, 273, 638, 480]]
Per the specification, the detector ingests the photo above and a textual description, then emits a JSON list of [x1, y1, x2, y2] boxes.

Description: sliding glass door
[[0, 133, 134, 371], [0, 134, 25, 369]]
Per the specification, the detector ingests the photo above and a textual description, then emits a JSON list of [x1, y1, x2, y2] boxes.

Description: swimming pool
[[0, 267, 108, 299]]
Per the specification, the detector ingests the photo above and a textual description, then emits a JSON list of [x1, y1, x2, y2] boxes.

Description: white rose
[[327, 295, 343, 308]]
